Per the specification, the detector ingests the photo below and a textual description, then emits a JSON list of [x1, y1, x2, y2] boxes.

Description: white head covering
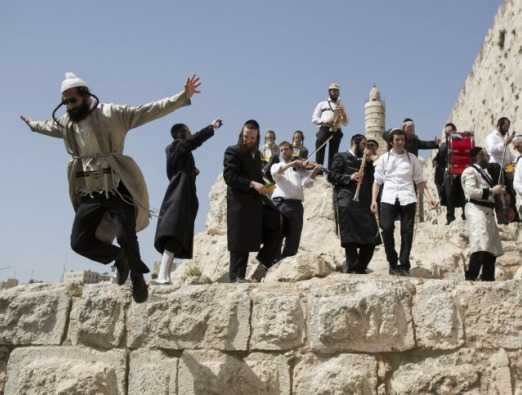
[[329, 82, 341, 91], [61, 72, 88, 93]]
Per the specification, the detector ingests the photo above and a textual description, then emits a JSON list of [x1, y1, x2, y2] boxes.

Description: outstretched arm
[[178, 119, 222, 153], [117, 75, 201, 130], [20, 115, 63, 139]]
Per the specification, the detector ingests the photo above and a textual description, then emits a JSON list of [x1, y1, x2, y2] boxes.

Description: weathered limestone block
[[178, 350, 290, 395], [307, 278, 416, 353], [69, 283, 129, 349], [412, 281, 464, 350], [0, 347, 9, 395], [456, 280, 522, 349], [127, 284, 251, 351], [0, 284, 70, 346], [5, 347, 126, 395], [508, 350, 522, 395], [129, 349, 178, 395], [263, 253, 334, 283], [250, 287, 305, 350], [293, 353, 378, 395], [389, 349, 513, 394]]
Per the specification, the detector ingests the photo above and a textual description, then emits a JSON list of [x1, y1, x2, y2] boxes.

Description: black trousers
[[465, 251, 496, 281], [380, 201, 416, 270], [70, 184, 149, 273], [315, 126, 343, 169], [274, 198, 304, 259], [229, 205, 281, 281], [345, 243, 375, 273]]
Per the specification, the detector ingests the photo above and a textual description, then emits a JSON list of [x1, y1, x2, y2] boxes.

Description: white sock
[[158, 250, 174, 283]]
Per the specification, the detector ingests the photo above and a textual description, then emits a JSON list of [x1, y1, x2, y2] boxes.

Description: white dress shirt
[[485, 129, 515, 165], [514, 154, 522, 208], [374, 150, 425, 205], [312, 99, 349, 127], [271, 161, 314, 201]]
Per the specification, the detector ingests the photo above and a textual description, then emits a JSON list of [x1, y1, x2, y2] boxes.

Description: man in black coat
[[224, 120, 282, 283], [383, 118, 439, 156], [154, 119, 223, 284], [328, 134, 379, 273], [433, 122, 466, 224]]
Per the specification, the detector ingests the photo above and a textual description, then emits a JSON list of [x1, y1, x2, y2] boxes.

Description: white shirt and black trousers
[[312, 100, 346, 169], [271, 161, 314, 259], [374, 150, 425, 274]]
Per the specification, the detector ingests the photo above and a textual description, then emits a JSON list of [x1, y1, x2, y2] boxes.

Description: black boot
[[114, 253, 130, 286], [131, 272, 148, 303]]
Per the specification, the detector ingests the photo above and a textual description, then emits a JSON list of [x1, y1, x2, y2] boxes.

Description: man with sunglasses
[[20, 72, 200, 303]]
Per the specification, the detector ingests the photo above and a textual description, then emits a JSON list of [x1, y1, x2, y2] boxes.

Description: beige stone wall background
[[2, 0, 522, 394]]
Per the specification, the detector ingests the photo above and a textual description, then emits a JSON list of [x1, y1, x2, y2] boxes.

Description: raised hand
[[211, 118, 223, 129], [20, 115, 32, 127], [184, 75, 201, 99]]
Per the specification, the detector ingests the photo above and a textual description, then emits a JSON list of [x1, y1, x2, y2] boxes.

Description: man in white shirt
[[371, 128, 428, 275], [513, 135, 522, 217], [312, 83, 349, 169], [271, 141, 320, 258], [485, 117, 515, 167]]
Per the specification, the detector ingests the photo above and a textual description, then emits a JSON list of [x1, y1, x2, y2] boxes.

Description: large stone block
[[388, 348, 513, 394], [129, 349, 178, 395], [0, 347, 9, 395], [5, 346, 126, 395], [0, 284, 70, 346], [178, 350, 290, 395], [412, 281, 464, 350], [263, 253, 334, 283], [250, 287, 305, 350], [307, 278, 416, 353], [293, 353, 378, 395], [69, 283, 129, 349], [127, 284, 251, 351], [456, 280, 522, 349]]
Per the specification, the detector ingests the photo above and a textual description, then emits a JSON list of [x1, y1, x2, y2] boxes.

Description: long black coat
[[154, 126, 215, 257], [433, 142, 466, 208], [328, 152, 378, 247], [223, 144, 266, 252]]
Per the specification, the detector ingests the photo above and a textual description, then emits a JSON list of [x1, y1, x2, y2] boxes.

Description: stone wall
[[449, 0, 522, 142], [1, 278, 522, 394]]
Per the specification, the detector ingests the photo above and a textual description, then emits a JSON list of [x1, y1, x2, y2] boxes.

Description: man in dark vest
[[328, 134, 379, 273], [223, 120, 282, 282], [154, 118, 223, 284]]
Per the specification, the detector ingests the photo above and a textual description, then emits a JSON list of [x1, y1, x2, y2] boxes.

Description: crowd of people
[[20, 74, 521, 302]]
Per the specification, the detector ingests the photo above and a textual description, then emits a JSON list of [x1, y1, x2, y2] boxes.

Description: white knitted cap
[[60, 72, 87, 93]]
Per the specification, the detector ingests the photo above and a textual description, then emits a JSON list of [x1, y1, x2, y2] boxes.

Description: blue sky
[[0, 0, 502, 281]]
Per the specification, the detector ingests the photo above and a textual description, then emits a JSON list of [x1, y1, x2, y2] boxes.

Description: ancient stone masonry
[[2, 1, 522, 393], [1, 278, 522, 394], [449, 0, 522, 143]]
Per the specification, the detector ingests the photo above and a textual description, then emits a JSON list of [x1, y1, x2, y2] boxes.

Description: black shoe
[[130, 273, 148, 303], [389, 267, 401, 276], [234, 278, 251, 284], [446, 217, 455, 225], [398, 267, 410, 276], [114, 254, 130, 286]]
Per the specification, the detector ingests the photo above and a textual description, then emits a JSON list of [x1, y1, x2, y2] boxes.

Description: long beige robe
[[461, 166, 503, 257], [28, 90, 191, 239]]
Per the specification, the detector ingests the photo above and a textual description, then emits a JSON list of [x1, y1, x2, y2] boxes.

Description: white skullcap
[[329, 82, 341, 90], [61, 72, 88, 93]]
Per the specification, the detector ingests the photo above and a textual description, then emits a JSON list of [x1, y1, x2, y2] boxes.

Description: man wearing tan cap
[[312, 83, 349, 169]]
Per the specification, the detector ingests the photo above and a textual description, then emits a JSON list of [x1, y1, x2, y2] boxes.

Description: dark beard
[[67, 102, 92, 123], [354, 147, 364, 157], [239, 143, 257, 155]]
